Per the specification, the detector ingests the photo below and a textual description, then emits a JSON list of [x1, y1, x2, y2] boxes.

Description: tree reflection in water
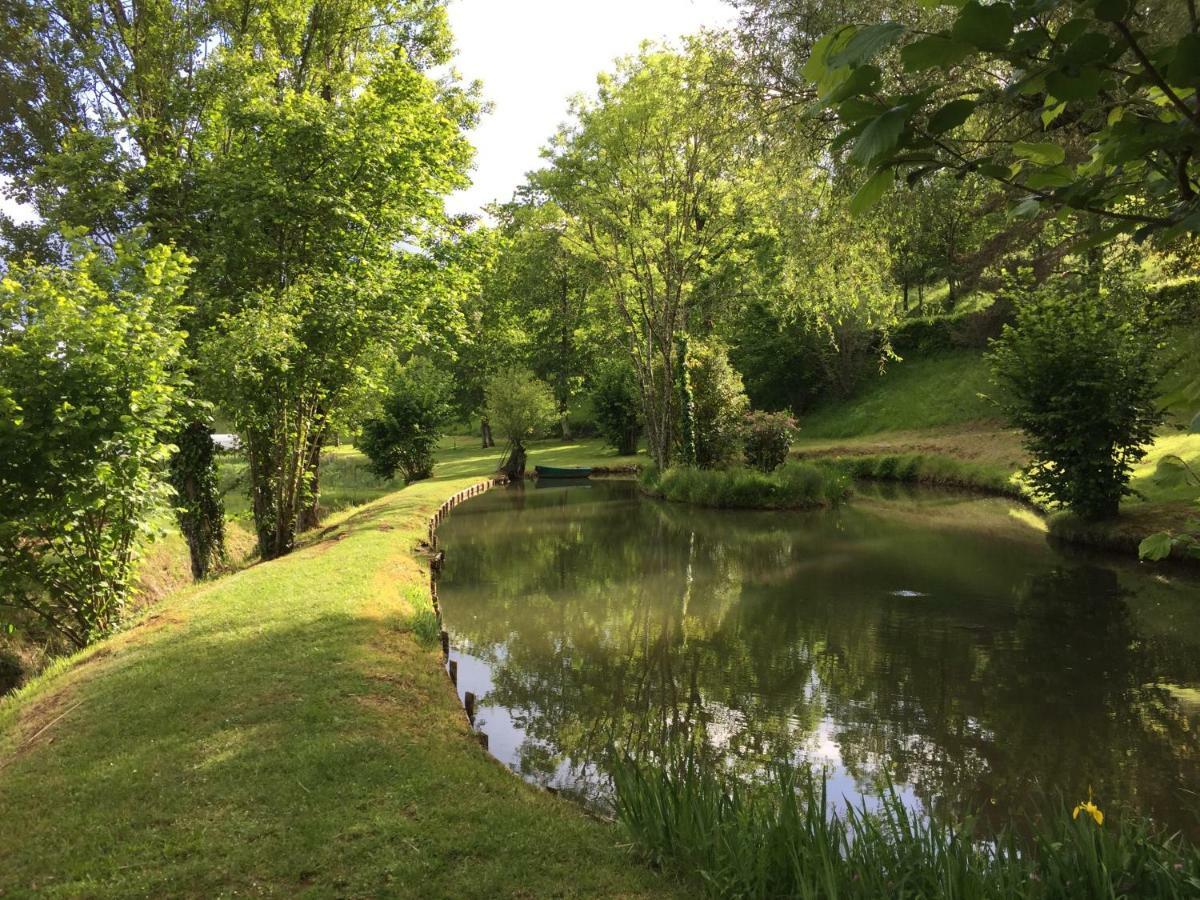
[[438, 481, 1200, 835]]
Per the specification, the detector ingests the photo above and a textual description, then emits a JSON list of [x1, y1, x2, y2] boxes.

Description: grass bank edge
[[1, 468, 683, 897]]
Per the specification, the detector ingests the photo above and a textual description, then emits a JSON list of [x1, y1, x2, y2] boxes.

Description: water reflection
[[437, 481, 1200, 833]]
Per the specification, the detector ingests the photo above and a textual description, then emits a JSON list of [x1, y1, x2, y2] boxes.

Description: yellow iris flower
[[1073, 799, 1104, 826]]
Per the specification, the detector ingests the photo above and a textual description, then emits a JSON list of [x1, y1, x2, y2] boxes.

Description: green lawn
[[801, 351, 1000, 439], [0, 443, 677, 898]]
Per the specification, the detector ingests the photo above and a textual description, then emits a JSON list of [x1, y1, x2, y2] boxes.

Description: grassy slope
[[0, 439, 669, 898], [795, 344, 1200, 549]]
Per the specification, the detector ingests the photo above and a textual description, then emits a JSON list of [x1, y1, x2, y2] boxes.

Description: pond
[[436, 480, 1200, 835]]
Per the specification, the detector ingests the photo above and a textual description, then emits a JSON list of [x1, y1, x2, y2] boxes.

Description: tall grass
[[641, 462, 849, 510], [833, 452, 1022, 498], [612, 756, 1200, 899]]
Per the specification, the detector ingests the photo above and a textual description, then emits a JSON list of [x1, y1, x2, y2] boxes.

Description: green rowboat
[[535, 465, 593, 479]]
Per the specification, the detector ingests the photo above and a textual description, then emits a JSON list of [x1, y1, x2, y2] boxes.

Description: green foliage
[[0, 243, 190, 647], [688, 341, 750, 470], [643, 462, 847, 510], [360, 362, 451, 483], [989, 277, 1163, 520], [167, 420, 226, 580], [613, 754, 1200, 899], [743, 411, 797, 473], [804, 0, 1200, 240], [591, 360, 642, 455], [485, 368, 557, 450]]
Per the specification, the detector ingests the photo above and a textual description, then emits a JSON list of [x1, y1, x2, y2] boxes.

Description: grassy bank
[[613, 757, 1200, 899], [641, 461, 848, 510], [0, 440, 675, 897], [795, 348, 1200, 561]]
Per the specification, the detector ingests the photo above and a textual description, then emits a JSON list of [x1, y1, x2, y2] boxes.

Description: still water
[[437, 480, 1200, 833]]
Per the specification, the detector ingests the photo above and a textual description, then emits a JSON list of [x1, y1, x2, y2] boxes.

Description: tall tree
[[1, 0, 478, 561], [534, 36, 750, 467]]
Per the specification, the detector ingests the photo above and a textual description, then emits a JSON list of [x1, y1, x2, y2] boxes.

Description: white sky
[[446, 0, 734, 216], [1, 1, 735, 225]]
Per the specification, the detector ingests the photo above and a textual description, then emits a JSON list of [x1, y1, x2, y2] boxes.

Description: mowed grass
[[0, 449, 678, 897]]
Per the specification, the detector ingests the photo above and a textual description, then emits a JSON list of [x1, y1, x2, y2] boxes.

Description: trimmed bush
[[360, 363, 451, 483], [688, 340, 750, 469], [743, 411, 797, 473], [989, 277, 1162, 520]]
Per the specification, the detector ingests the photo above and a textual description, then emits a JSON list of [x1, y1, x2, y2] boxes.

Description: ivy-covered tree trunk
[[501, 441, 527, 481], [168, 422, 227, 580], [675, 334, 696, 468]]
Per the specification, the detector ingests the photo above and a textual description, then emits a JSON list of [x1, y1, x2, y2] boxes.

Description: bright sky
[[446, 0, 734, 216], [1, 1, 735, 225]]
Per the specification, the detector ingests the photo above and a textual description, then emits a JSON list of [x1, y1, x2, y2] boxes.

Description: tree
[[535, 36, 750, 467], [988, 273, 1162, 520], [490, 201, 601, 440], [1, 0, 477, 563], [485, 368, 557, 481], [0, 242, 190, 646], [800, 0, 1200, 240], [591, 360, 643, 456], [360, 361, 451, 483]]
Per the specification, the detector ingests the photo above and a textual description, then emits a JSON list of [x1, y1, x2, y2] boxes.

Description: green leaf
[[1166, 34, 1200, 87], [1138, 531, 1174, 561], [1045, 66, 1102, 101], [802, 27, 854, 84], [901, 34, 973, 72], [1042, 100, 1067, 127], [1091, 0, 1131, 23], [821, 65, 881, 107], [1025, 166, 1074, 189], [828, 22, 906, 68], [848, 107, 909, 167], [952, 1, 1014, 52], [929, 98, 976, 134], [849, 168, 894, 215], [1013, 141, 1066, 166], [1012, 197, 1041, 219]]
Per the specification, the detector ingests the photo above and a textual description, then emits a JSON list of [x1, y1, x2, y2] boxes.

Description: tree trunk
[[501, 442, 527, 481], [298, 427, 325, 532], [168, 421, 226, 580], [481, 417, 494, 449], [903, 280, 910, 311]]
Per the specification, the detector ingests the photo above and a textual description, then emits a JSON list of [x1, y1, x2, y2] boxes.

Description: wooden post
[[448, 659, 457, 685], [478, 731, 488, 751], [440, 630, 449, 658], [464, 691, 476, 722]]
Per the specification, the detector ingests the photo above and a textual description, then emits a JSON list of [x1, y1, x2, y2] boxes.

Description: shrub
[[988, 277, 1162, 520], [360, 362, 451, 483], [743, 411, 797, 473], [591, 360, 641, 455], [0, 243, 190, 648], [687, 340, 749, 469]]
